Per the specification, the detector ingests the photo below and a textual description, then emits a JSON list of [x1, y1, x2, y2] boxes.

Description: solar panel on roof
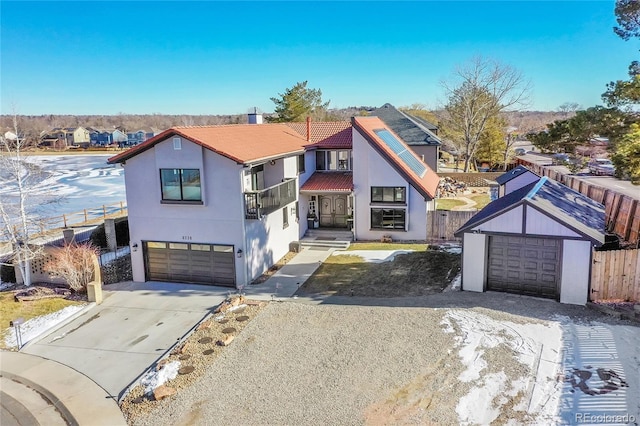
[[374, 129, 427, 178], [375, 129, 405, 154]]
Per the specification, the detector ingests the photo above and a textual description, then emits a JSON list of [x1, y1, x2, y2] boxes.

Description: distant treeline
[[1, 108, 569, 141]]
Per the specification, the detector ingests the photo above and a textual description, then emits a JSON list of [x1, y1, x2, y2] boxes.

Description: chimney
[[306, 116, 311, 142], [248, 107, 263, 124]]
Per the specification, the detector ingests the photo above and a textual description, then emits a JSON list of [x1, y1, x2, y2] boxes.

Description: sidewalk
[[244, 247, 335, 300], [0, 351, 126, 425]]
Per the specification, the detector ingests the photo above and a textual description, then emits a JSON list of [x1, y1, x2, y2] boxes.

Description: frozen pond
[[0, 154, 126, 220]]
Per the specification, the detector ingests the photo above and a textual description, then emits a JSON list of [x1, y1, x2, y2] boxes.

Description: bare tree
[[557, 102, 581, 117], [44, 242, 100, 292], [441, 57, 530, 172], [0, 113, 60, 285]]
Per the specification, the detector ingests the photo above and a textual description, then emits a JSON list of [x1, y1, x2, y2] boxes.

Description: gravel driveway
[[132, 292, 640, 425]]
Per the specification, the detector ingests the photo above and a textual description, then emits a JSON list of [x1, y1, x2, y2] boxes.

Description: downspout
[[239, 167, 249, 288]]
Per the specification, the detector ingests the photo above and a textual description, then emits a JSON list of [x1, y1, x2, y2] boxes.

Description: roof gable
[[368, 103, 441, 146], [351, 116, 439, 199], [495, 165, 540, 185], [285, 121, 352, 149], [455, 177, 605, 244], [108, 124, 308, 165]]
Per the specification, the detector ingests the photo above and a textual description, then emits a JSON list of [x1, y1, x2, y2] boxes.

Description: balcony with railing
[[244, 178, 297, 219]]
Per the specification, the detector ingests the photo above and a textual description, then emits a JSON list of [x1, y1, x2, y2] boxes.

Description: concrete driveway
[[22, 281, 230, 400]]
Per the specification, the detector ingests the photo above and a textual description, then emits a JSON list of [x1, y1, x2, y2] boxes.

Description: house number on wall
[[182, 236, 192, 241]]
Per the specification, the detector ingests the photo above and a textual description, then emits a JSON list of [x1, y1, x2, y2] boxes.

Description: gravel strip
[[131, 302, 517, 426]]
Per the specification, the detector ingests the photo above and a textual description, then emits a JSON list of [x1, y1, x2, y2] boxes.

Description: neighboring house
[[368, 103, 441, 171], [108, 114, 438, 287], [127, 128, 160, 145], [494, 165, 540, 197], [454, 177, 605, 305], [40, 129, 67, 147], [88, 128, 128, 145], [41, 127, 91, 147]]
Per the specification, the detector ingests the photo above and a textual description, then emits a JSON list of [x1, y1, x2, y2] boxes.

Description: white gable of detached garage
[[454, 177, 605, 305], [495, 165, 541, 197]]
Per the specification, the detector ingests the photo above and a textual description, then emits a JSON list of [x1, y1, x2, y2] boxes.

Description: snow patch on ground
[[443, 273, 461, 292], [3, 304, 88, 348], [442, 309, 564, 424], [331, 250, 414, 263], [141, 361, 181, 394]]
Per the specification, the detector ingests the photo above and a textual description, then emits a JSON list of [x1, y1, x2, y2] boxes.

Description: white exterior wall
[[560, 239, 591, 305], [263, 158, 283, 188], [504, 173, 539, 196], [471, 205, 523, 234], [245, 200, 299, 282], [124, 137, 247, 285], [525, 207, 581, 238], [462, 233, 487, 292], [352, 129, 428, 241]]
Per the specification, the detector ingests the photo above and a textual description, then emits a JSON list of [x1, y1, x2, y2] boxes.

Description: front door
[[319, 195, 348, 227]]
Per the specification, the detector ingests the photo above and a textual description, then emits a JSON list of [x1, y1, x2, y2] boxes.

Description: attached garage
[[455, 177, 605, 305], [144, 241, 235, 287], [487, 235, 560, 299]]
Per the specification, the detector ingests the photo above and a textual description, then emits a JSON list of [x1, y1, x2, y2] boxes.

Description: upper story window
[[315, 150, 352, 171], [297, 154, 305, 174], [371, 186, 406, 204], [160, 168, 202, 203]]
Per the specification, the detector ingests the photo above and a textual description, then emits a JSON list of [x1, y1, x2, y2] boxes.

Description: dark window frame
[[371, 186, 406, 204], [370, 208, 406, 230], [297, 154, 305, 174], [160, 168, 203, 204]]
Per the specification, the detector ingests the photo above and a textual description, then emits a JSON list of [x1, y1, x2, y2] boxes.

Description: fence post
[[84, 209, 88, 223], [120, 201, 124, 213], [103, 205, 107, 218]]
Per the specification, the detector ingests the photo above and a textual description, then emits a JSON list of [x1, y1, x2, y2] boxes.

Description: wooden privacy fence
[[517, 159, 640, 246], [427, 210, 476, 242], [591, 248, 640, 302]]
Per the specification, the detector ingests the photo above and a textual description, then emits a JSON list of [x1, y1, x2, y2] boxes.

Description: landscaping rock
[[153, 385, 176, 401], [180, 342, 192, 354], [197, 320, 212, 331], [218, 335, 234, 346]]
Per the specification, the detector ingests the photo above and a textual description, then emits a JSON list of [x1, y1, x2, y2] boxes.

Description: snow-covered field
[[0, 154, 125, 218]]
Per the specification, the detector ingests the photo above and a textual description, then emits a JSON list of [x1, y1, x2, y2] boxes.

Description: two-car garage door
[[144, 241, 235, 287], [487, 235, 561, 299]]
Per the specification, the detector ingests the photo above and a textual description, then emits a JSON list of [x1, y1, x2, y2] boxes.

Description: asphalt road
[[518, 152, 639, 200]]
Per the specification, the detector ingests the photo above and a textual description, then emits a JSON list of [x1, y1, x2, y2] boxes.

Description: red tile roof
[[286, 121, 352, 149], [300, 172, 353, 192], [108, 124, 308, 165], [351, 116, 439, 199]]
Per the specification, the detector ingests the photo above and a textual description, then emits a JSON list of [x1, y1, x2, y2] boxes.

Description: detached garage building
[[455, 177, 605, 305]]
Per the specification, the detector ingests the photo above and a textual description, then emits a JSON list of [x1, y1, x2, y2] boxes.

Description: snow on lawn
[[442, 309, 564, 424], [441, 310, 640, 425], [3, 304, 88, 348]]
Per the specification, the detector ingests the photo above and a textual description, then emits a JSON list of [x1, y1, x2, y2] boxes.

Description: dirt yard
[[127, 295, 640, 426], [297, 249, 460, 297]]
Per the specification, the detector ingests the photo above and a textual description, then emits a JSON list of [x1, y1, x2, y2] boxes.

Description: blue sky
[[1, 1, 636, 115]]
